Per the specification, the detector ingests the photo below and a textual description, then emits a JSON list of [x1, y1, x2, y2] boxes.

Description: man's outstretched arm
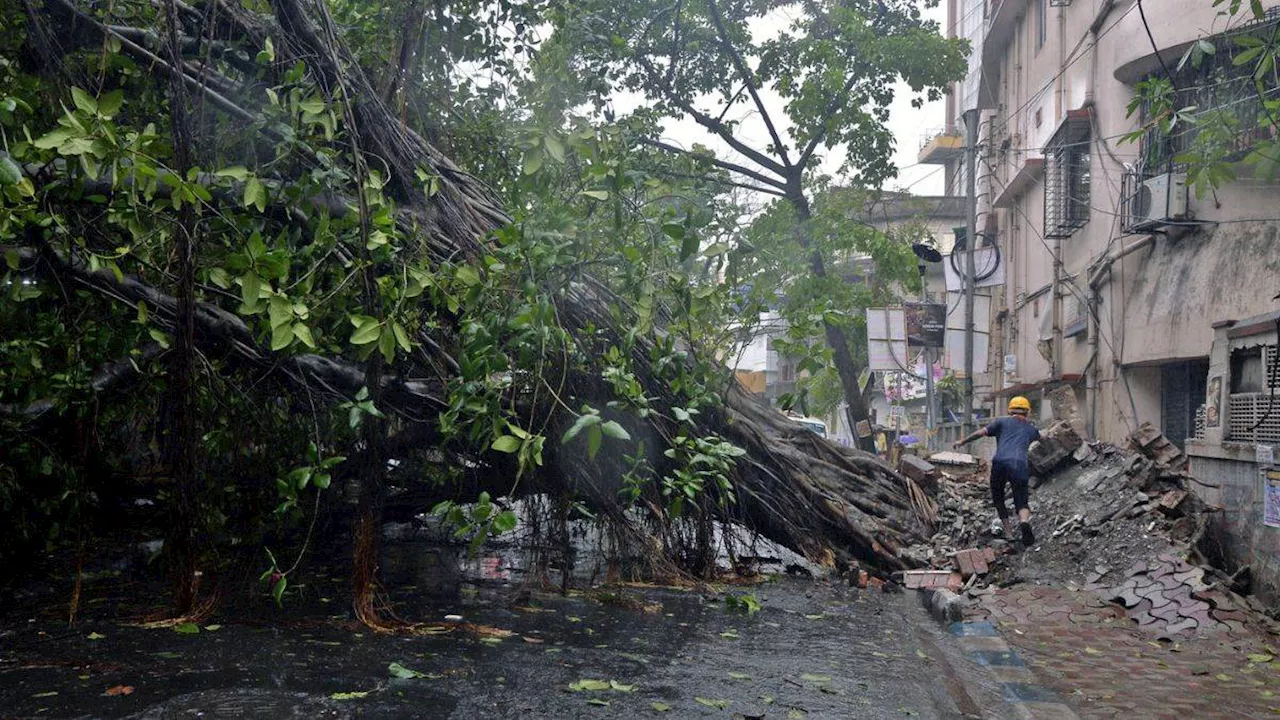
[[954, 427, 988, 449]]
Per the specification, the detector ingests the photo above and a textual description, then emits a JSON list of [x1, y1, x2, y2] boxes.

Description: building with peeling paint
[[926, 0, 1280, 601]]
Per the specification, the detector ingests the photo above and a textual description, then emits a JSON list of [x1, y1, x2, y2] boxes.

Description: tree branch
[[638, 136, 788, 192], [796, 73, 860, 170], [704, 0, 792, 169]]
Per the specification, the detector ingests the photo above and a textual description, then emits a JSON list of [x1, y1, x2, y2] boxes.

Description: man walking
[[954, 396, 1040, 546]]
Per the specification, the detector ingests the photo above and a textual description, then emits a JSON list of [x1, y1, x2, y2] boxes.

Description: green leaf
[[544, 135, 566, 163], [148, 328, 171, 349], [271, 322, 294, 350], [97, 90, 124, 118], [388, 662, 426, 679], [492, 435, 522, 453], [587, 425, 603, 460], [330, 691, 369, 700], [728, 671, 751, 680], [32, 128, 72, 150], [312, 472, 331, 490], [702, 242, 730, 257], [679, 232, 699, 261], [586, 698, 610, 707], [243, 177, 266, 212], [650, 702, 671, 712], [455, 265, 481, 287], [0, 152, 21, 186], [392, 322, 412, 352], [492, 510, 517, 533], [800, 673, 831, 683], [579, 189, 609, 200], [268, 296, 293, 329], [70, 87, 97, 114], [203, 624, 222, 631], [1249, 653, 1274, 664], [523, 149, 544, 175], [608, 680, 636, 692], [215, 166, 250, 181], [561, 413, 601, 443], [350, 318, 382, 345], [271, 574, 287, 606], [173, 622, 200, 634], [568, 679, 611, 692], [86, 632, 106, 640], [293, 323, 316, 349], [240, 273, 262, 310], [695, 697, 730, 709], [599, 420, 630, 441], [378, 325, 396, 362]]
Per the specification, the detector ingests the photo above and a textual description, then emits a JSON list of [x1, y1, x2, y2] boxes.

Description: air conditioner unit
[[1128, 173, 1188, 230]]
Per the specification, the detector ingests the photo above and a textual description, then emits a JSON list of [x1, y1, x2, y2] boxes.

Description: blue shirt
[[985, 416, 1041, 465]]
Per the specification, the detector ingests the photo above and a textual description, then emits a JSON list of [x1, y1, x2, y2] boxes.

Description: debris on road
[[898, 419, 1278, 638]]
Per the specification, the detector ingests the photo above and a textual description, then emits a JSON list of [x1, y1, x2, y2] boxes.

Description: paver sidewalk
[[963, 585, 1280, 719]]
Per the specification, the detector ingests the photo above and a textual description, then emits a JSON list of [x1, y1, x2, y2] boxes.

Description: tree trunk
[[159, 0, 204, 614], [788, 190, 877, 453]]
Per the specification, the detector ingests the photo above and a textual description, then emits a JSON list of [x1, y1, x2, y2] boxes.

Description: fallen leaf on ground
[[1251, 654, 1276, 664], [800, 673, 831, 683], [609, 680, 636, 692], [695, 697, 730, 709], [728, 671, 751, 680], [650, 701, 671, 712], [173, 622, 199, 635], [804, 614, 824, 620], [788, 710, 806, 719], [104, 685, 134, 696], [86, 632, 105, 640], [521, 636, 544, 644], [203, 624, 222, 631], [568, 679, 611, 692], [1084, 647, 1101, 655], [388, 662, 426, 679], [1218, 673, 1233, 681], [586, 698, 610, 707], [32, 691, 58, 698], [719, 629, 739, 639], [330, 691, 370, 700], [915, 649, 928, 659]]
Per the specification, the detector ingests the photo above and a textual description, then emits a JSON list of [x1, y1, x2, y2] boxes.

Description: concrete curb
[[918, 591, 1081, 719], [922, 587, 966, 624]]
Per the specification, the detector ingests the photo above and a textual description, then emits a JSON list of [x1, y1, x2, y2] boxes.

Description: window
[[1044, 114, 1091, 238], [1137, 12, 1280, 173], [1036, 0, 1047, 50]]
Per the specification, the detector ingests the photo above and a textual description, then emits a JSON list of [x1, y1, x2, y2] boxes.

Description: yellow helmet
[[1008, 396, 1031, 414]]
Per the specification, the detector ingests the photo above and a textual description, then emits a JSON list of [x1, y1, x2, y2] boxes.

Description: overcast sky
[[633, 1, 951, 201]]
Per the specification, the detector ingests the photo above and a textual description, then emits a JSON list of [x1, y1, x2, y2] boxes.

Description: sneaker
[[1020, 521, 1036, 546]]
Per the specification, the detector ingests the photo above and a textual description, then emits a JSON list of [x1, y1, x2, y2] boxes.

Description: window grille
[[1137, 12, 1280, 174], [1044, 115, 1091, 238], [1226, 343, 1280, 443]]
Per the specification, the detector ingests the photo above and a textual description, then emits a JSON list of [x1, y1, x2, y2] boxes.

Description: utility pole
[[962, 109, 979, 432]]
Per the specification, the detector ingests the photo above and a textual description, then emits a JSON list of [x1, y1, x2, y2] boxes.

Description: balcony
[[918, 127, 965, 164]]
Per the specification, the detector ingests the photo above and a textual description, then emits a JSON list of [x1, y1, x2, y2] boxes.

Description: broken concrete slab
[[899, 455, 939, 493], [928, 451, 978, 467], [1028, 421, 1084, 475]]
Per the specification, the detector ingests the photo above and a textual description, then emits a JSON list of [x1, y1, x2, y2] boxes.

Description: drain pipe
[[1086, 234, 1156, 436]]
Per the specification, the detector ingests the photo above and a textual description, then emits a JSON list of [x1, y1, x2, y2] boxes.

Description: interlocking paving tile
[[949, 621, 999, 637], [970, 649, 1026, 667], [1002, 682, 1064, 703]]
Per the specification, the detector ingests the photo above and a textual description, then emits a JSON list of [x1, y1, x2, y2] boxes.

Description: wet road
[[0, 578, 1011, 718]]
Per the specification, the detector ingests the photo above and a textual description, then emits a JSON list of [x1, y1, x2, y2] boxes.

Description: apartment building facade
[[924, 0, 1280, 600]]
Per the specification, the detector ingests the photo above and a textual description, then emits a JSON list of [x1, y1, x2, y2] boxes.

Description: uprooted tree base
[[4, 0, 929, 620]]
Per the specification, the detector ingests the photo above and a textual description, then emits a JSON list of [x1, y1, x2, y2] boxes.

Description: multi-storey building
[[924, 0, 1280, 602]]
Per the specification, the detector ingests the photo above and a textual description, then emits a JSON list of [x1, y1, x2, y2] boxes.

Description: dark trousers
[[990, 458, 1030, 519]]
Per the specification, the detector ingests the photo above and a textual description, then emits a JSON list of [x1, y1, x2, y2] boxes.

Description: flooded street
[[0, 568, 1010, 718]]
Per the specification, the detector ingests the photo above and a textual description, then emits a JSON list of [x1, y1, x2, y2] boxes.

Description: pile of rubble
[[890, 391, 1278, 635]]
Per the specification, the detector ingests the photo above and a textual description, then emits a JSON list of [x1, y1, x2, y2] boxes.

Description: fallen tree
[[1, 0, 930, 617]]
